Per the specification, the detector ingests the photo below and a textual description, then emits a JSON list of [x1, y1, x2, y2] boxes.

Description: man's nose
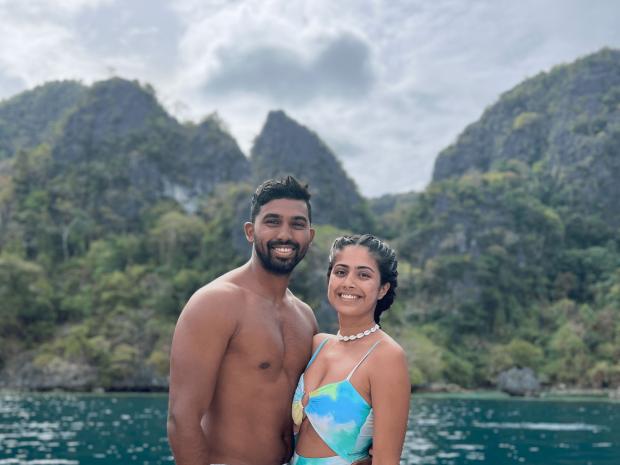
[[276, 223, 293, 240]]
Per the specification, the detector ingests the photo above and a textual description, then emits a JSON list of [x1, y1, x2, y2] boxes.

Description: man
[[167, 176, 318, 465]]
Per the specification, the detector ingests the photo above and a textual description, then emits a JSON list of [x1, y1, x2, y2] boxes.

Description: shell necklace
[[337, 323, 380, 342]]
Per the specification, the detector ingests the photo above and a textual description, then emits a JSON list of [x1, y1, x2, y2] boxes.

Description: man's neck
[[244, 257, 291, 303]]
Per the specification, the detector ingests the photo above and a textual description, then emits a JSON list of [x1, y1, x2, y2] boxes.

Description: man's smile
[[269, 242, 298, 259]]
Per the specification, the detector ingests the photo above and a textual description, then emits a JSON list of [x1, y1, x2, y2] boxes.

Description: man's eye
[[292, 222, 306, 229]]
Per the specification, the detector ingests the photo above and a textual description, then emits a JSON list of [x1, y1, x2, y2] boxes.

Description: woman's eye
[[334, 269, 346, 277]]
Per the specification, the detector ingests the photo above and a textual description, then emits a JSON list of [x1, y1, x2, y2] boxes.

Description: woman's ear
[[378, 282, 390, 300]]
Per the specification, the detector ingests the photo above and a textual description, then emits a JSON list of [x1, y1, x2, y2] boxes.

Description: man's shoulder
[[180, 279, 247, 323], [193, 263, 255, 299], [285, 289, 311, 311], [287, 290, 316, 320], [193, 280, 244, 302]]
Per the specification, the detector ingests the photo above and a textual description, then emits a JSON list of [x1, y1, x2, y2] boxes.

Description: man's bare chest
[[225, 306, 313, 377]]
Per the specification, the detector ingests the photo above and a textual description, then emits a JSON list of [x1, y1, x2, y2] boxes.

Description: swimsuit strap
[[346, 340, 382, 381], [306, 337, 330, 369]]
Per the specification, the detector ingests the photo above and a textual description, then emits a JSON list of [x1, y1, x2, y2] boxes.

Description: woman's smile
[[338, 292, 362, 301]]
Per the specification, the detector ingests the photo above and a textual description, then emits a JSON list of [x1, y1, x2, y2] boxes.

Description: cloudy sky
[[1, 0, 619, 197]]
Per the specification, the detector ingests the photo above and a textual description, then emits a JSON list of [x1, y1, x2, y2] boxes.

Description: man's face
[[247, 198, 315, 275]]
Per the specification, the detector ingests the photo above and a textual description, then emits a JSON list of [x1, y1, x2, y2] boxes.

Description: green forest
[[0, 49, 619, 391]]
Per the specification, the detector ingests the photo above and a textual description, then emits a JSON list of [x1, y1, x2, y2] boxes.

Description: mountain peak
[[432, 47, 620, 226], [251, 111, 374, 231], [433, 48, 620, 181], [0, 80, 86, 159], [260, 110, 322, 148], [265, 109, 289, 123]]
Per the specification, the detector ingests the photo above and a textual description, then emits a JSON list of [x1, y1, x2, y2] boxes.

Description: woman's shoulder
[[368, 333, 409, 385], [373, 332, 408, 364], [312, 332, 336, 351]]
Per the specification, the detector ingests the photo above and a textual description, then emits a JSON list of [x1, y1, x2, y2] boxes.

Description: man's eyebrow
[[291, 215, 308, 222], [262, 213, 282, 219]]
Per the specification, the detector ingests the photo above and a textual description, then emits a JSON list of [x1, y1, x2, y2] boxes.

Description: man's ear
[[244, 222, 255, 243], [309, 227, 316, 243], [378, 282, 390, 300]]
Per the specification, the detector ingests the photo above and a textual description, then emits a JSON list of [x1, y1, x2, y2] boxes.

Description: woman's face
[[328, 245, 390, 319]]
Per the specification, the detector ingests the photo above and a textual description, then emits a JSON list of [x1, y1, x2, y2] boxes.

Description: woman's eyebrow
[[334, 264, 375, 272], [355, 266, 375, 272]]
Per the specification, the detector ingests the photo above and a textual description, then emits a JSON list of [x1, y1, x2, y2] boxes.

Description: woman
[[292, 234, 411, 465]]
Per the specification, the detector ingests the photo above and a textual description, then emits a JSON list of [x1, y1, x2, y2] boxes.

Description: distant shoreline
[[1, 387, 619, 402], [411, 384, 620, 401]]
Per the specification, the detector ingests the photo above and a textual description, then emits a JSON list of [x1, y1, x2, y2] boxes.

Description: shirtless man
[[167, 176, 318, 465]]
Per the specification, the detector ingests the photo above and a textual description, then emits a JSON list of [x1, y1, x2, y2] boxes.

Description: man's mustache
[[268, 240, 299, 250]]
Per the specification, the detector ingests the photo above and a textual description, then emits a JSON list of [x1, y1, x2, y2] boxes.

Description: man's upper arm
[[370, 345, 410, 464], [168, 286, 239, 419]]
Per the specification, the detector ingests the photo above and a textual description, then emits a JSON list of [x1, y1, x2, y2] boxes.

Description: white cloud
[[0, 15, 97, 89], [202, 32, 375, 104], [1, 0, 620, 197], [0, 0, 114, 17]]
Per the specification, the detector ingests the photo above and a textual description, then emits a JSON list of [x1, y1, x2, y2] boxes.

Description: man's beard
[[255, 239, 307, 275]]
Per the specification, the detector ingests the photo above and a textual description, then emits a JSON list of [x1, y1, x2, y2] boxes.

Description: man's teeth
[[273, 246, 294, 255]]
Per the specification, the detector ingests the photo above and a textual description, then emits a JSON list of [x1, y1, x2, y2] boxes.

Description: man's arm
[[167, 286, 238, 465]]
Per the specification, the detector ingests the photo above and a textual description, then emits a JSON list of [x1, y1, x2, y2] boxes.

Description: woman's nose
[[342, 273, 356, 288]]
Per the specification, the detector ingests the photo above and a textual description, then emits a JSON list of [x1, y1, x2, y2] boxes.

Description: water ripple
[[1, 394, 618, 465], [472, 421, 605, 432]]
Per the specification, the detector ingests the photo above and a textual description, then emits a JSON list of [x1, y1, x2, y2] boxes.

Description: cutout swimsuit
[[291, 338, 381, 465]]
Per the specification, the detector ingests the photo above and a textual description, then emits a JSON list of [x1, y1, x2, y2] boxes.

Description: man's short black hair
[[250, 176, 312, 223]]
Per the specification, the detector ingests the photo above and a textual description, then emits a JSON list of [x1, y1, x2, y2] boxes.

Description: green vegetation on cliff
[[394, 49, 620, 388], [1, 49, 619, 391]]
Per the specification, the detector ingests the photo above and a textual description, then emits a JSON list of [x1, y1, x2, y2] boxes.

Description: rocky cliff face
[[251, 110, 374, 232], [0, 79, 253, 390], [0, 81, 86, 159], [49, 78, 250, 224], [433, 49, 620, 227], [392, 50, 620, 385]]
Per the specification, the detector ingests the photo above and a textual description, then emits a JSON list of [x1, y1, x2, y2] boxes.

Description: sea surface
[[0, 392, 618, 464]]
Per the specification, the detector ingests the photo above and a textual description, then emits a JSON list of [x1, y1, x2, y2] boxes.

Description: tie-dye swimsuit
[[291, 338, 381, 465]]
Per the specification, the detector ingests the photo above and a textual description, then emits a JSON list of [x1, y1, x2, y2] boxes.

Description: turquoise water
[[0, 393, 618, 464]]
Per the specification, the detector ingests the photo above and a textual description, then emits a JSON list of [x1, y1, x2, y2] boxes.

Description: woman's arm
[[369, 343, 411, 465]]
